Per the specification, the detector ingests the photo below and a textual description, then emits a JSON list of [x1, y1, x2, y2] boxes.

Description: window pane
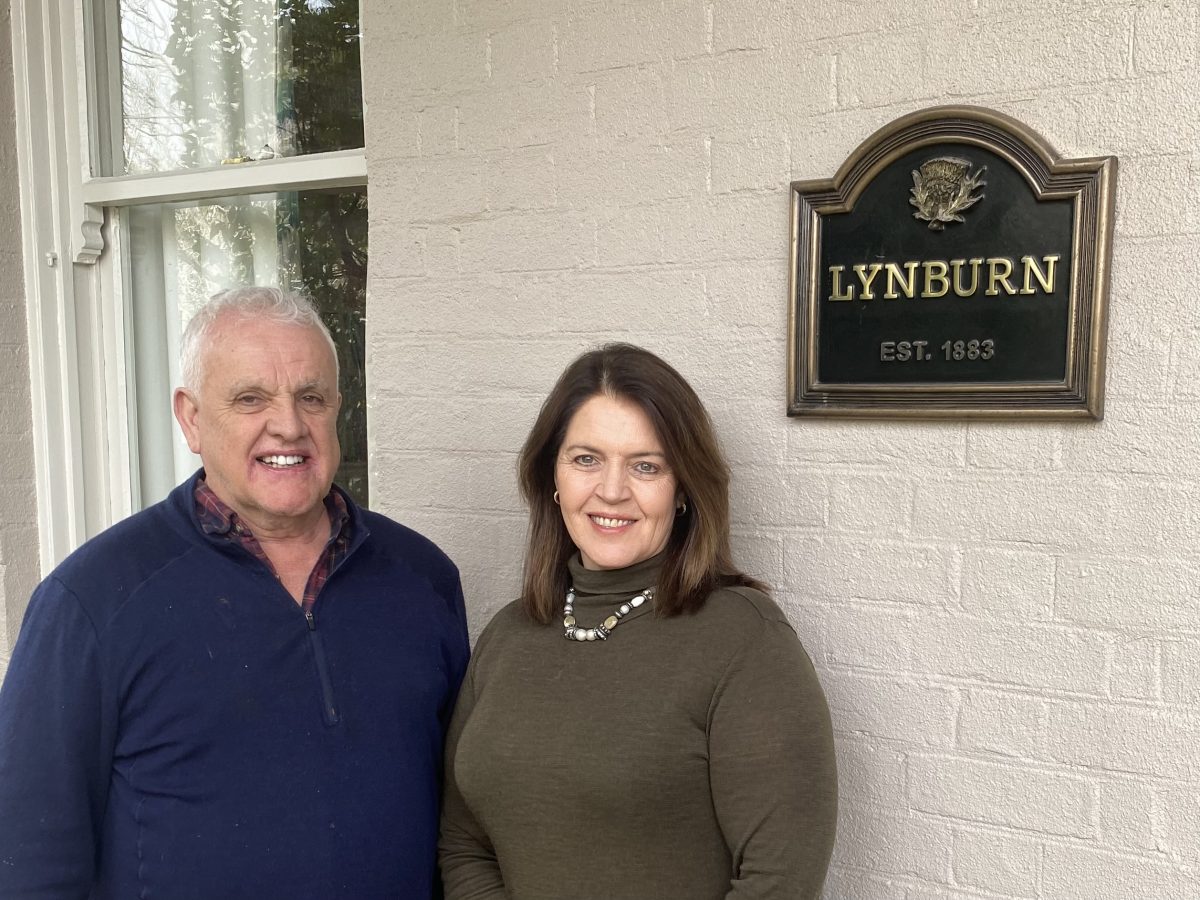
[[125, 187, 368, 508], [118, 0, 364, 174]]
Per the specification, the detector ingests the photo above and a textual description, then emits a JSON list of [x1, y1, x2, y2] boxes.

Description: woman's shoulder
[[700, 586, 825, 696], [702, 583, 794, 633], [476, 597, 526, 635], [484, 596, 526, 624], [470, 597, 546, 654]]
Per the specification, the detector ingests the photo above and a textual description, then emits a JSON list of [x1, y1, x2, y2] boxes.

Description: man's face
[[173, 314, 341, 537]]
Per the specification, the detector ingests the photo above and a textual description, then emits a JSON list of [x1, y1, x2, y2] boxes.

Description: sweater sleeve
[[441, 576, 473, 730], [708, 616, 838, 899], [0, 577, 114, 899], [438, 657, 508, 900]]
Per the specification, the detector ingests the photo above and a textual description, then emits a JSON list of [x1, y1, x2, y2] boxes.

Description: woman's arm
[[439, 656, 509, 899], [708, 614, 838, 899]]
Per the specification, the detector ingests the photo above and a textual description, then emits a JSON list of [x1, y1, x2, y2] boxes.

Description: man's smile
[[258, 454, 306, 468]]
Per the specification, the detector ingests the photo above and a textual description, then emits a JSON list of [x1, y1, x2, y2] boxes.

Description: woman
[[440, 344, 837, 899]]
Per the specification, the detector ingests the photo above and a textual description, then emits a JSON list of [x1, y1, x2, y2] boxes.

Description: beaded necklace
[[563, 586, 653, 642]]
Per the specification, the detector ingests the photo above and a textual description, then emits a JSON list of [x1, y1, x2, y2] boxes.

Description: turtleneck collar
[[567, 550, 665, 598]]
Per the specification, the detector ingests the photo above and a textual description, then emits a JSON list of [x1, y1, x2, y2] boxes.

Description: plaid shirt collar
[[194, 475, 352, 611]]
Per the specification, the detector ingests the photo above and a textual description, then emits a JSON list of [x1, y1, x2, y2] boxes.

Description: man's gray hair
[[179, 286, 340, 392]]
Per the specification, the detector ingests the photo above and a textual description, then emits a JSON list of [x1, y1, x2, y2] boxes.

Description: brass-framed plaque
[[788, 106, 1116, 419]]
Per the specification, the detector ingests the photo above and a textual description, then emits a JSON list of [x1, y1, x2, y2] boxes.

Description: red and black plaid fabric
[[194, 477, 351, 612]]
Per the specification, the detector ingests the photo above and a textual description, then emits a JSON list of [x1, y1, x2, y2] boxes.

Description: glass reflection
[[126, 188, 368, 507], [119, 0, 364, 173]]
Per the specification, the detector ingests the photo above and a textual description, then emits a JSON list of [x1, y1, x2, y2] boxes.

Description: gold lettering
[[883, 261, 919, 299], [829, 253, 1056, 300], [853, 263, 884, 300], [828, 265, 853, 301], [922, 261, 950, 298], [986, 258, 1017, 296], [952, 258, 982, 296], [1020, 254, 1059, 295]]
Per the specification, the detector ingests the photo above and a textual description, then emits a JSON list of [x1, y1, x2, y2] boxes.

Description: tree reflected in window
[[118, 0, 363, 173]]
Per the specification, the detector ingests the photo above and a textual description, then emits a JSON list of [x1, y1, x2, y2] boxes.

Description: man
[[0, 287, 470, 898]]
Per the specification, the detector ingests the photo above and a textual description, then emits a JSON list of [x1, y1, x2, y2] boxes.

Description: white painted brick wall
[[0, 2, 37, 673], [364, 0, 1200, 895]]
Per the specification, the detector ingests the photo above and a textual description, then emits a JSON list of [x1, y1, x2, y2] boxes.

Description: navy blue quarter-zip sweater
[[0, 472, 470, 899]]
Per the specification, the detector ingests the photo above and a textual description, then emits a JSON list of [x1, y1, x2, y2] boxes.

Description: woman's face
[[555, 394, 679, 571]]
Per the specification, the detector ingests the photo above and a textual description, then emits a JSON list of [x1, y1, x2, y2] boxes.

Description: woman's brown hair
[[517, 343, 766, 623]]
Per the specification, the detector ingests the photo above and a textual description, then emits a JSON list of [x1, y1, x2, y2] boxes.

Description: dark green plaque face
[[818, 146, 1074, 385], [789, 106, 1114, 419]]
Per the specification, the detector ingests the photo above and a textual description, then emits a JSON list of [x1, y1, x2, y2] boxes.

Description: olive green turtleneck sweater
[[440, 554, 837, 900]]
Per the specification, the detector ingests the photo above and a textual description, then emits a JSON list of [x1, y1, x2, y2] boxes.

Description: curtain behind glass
[[121, 0, 279, 172], [118, 0, 363, 173]]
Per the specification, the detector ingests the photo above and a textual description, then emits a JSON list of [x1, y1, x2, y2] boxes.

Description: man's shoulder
[[348, 507, 465, 629], [32, 491, 202, 630], [355, 507, 459, 580], [55, 508, 187, 571], [52, 487, 199, 585]]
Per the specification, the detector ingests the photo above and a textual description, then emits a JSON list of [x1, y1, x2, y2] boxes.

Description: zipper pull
[[305, 609, 316, 631]]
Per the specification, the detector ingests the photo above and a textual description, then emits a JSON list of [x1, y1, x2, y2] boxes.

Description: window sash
[[81, 149, 367, 207], [12, 0, 367, 572]]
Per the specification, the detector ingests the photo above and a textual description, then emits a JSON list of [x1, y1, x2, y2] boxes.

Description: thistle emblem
[[910, 156, 986, 231]]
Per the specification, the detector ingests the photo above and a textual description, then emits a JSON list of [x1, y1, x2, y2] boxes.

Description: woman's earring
[[676, 501, 688, 516], [553, 491, 560, 505]]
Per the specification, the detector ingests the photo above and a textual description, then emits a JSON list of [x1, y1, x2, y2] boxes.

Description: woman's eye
[[633, 462, 659, 475], [574, 455, 596, 466]]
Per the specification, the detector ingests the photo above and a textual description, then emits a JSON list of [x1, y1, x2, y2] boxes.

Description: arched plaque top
[[795, 105, 1111, 213]]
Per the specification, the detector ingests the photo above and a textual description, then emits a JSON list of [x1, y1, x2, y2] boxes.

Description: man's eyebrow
[[223, 378, 332, 395]]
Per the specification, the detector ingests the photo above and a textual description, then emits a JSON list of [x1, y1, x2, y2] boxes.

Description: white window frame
[[10, 0, 367, 573]]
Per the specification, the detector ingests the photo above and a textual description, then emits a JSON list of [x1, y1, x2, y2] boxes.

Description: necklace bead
[[563, 586, 653, 642]]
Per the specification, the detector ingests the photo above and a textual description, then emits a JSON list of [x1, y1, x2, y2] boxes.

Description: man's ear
[[173, 388, 203, 454]]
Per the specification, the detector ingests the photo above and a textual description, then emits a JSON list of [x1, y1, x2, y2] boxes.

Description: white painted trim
[[81, 150, 368, 207], [98, 217, 138, 521], [64, 1, 102, 264], [11, 0, 91, 571]]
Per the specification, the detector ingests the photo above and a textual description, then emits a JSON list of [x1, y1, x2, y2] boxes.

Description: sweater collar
[[170, 469, 371, 560], [566, 550, 665, 597]]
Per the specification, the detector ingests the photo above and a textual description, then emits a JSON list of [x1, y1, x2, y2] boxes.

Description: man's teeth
[[591, 515, 633, 527], [260, 455, 304, 467]]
